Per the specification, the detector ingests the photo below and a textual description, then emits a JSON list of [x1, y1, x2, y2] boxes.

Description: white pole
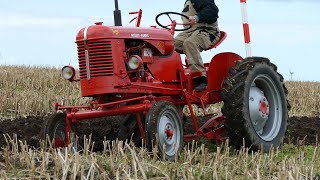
[[240, 0, 252, 57]]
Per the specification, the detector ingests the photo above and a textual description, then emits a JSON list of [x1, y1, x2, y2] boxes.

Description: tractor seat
[[205, 31, 227, 51]]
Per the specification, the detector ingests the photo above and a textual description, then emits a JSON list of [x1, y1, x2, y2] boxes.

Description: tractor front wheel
[[40, 112, 78, 150], [222, 57, 290, 152], [145, 101, 183, 161]]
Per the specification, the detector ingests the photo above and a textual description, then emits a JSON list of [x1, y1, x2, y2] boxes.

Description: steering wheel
[[155, 12, 192, 31]]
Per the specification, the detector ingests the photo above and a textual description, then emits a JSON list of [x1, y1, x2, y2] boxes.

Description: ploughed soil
[[0, 115, 319, 150]]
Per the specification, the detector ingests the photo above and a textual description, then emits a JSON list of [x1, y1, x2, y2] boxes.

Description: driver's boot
[[193, 76, 207, 92]]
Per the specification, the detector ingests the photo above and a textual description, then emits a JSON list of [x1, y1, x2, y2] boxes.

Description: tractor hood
[[76, 23, 174, 55], [76, 23, 174, 42]]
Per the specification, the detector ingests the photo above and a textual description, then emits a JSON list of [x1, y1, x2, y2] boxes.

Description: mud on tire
[[221, 57, 290, 151]]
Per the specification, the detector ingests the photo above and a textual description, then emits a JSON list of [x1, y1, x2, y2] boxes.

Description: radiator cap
[[94, 22, 103, 25]]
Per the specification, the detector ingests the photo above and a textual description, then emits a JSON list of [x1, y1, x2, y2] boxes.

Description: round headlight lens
[[128, 55, 142, 70], [62, 66, 75, 81]]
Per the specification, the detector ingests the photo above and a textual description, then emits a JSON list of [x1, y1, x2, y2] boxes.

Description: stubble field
[[0, 65, 320, 179]]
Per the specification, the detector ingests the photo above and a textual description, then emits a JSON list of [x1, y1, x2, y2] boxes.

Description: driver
[[174, 0, 220, 92]]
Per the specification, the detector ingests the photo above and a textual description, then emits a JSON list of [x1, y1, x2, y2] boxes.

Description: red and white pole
[[240, 0, 252, 57]]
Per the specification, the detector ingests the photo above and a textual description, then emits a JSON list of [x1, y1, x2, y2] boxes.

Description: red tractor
[[41, 1, 289, 160]]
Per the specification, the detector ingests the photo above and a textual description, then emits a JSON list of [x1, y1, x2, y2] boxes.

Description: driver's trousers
[[174, 28, 220, 78]]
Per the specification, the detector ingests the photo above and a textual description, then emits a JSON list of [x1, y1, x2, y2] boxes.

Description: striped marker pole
[[240, 0, 252, 57]]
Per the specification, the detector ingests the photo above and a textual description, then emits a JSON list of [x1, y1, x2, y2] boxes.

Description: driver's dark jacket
[[183, 0, 219, 24]]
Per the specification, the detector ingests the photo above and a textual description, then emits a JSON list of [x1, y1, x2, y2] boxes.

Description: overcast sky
[[0, 0, 319, 81]]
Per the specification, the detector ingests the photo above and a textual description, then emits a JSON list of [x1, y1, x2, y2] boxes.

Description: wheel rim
[[53, 123, 66, 148], [249, 74, 282, 141], [158, 110, 181, 157]]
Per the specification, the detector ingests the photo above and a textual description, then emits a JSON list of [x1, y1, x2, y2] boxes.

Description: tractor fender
[[206, 52, 243, 99]]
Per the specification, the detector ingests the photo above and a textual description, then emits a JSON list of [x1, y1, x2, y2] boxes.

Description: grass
[[0, 65, 87, 118], [1, 136, 320, 179], [286, 81, 320, 117]]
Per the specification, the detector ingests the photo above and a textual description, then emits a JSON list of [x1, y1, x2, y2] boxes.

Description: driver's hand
[[188, 15, 198, 25]]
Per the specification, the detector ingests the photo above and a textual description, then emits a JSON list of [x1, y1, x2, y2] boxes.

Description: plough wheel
[[40, 112, 78, 150], [145, 101, 183, 161], [117, 114, 142, 146], [222, 57, 290, 152]]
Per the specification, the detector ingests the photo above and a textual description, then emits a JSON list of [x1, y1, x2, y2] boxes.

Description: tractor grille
[[77, 39, 114, 79]]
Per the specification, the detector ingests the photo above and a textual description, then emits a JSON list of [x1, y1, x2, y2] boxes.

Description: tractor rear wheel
[[221, 57, 290, 152], [145, 101, 183, 161], [40, 112, 78, 151]]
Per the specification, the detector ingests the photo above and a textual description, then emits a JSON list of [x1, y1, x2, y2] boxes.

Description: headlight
[[62, 66, 75, 81], [127, 55, 142, 70]]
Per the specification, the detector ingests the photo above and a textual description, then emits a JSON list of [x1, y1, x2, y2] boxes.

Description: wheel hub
[[54, 137, 65, 148], [165, 129, 174, 139], [161, 122, 174, 145], [249, 86, 269, 134], [259, 99, 269, 115]]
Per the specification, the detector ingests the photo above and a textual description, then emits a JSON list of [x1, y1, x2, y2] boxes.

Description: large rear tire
[[222, 57, 290, 151], [145, 101, 183, 161], [40, 112, 78, 150]]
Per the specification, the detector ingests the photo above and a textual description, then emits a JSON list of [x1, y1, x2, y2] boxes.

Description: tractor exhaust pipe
[[114, 0, 122, 26]]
